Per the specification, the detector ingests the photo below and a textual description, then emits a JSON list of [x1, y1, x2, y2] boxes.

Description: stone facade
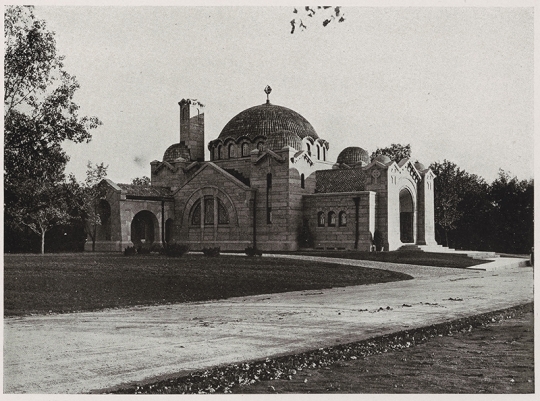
[[91, 95, 437, 252]]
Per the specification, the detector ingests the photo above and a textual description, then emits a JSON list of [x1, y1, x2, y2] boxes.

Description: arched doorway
[[131, 210, 159, 246], [399, 189, 414, 243], [97, 199, 111, 240]]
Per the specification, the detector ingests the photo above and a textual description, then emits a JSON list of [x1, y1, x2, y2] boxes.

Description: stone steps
[[397, 244, 499, 260]]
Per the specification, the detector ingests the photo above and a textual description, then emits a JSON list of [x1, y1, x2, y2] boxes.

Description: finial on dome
[[264, 85, 272, 104]]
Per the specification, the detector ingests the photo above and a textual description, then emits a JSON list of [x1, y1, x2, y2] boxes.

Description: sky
[[32, 3, 534, 185]]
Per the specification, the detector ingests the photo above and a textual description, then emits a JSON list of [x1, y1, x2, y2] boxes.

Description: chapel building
[[91, 90, 437, 252]]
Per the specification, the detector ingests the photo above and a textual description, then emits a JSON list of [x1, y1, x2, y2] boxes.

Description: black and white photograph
[[3, 1, 535, 396]]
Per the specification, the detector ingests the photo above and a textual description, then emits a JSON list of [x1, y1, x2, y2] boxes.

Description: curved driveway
[[4, 255, 533, 394]]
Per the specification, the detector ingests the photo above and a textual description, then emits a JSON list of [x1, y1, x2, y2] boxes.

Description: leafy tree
[[291, 6, 345, 34], [371, 143, 412, 164], [4, 6, 101, 251], [131, 176, 151, 186], [8, 179, 72, 254], [430, 160, 489, 249], [488, 170, 534, 254], [69, 162, 109, 252]]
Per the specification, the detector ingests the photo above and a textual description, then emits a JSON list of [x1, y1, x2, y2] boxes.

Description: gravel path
[[4, 257, 533, 394]]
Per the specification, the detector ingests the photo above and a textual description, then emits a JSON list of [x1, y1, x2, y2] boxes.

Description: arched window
[[301, 173, 305, 189], [218, 199, 229, 224], [242, 143, 250, 157], [192, 197, 230, 226], [228, 144, 235, 158], [339, 211, 347, 227], [323, 146, 326, 161], [317, 212, 325, 227], [204, 196, 214, 225], [191, 200, 201, 226], [306, 143, 311, 156], [257, 142, 264, 152], [328, 211, 336, 227], [317, 145, 320, 160], [267, 173, 272, 189], [217, 145, 223, 160]]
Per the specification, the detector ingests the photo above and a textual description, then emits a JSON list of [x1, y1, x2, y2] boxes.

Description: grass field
[[4, 253, 413, 316]]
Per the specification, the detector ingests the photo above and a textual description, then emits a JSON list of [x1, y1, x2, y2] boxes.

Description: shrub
[[245, 246, 263, 257], [124, 246, 136, 256], [165, 243, 189, 257], [150, 243, 164, 254], [137, 245, 151, 255], [202, 247, 221, 257], [373, 230, 385, 252]]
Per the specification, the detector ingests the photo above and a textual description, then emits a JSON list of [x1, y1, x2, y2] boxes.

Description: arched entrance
[[131, 210, 160, 246], [97, 199, 111, 240], [399, 189, 414, 243]]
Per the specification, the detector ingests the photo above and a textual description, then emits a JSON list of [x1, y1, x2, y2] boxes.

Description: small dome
[[337, 147, 370, 167], [163, 142, 190, 162], [266, 130, 302, 151], [414, 161, 426, 171], [374, 154, 392, 164]]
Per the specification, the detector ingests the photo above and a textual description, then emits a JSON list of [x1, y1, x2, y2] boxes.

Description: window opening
[[328, 211, 336, 227], [318, 212, 325, 227]]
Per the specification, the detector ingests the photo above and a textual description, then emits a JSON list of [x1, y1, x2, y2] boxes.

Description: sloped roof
[[315, 169, 368, 193], [117, 183, 173, 198]]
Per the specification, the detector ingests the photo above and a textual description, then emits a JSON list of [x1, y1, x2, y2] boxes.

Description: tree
[[9, 178, 72, 254], [131, 176, 151, 186], [429, 160, 488, 248], [488, 170, 534, 254], [290, 6, 346, 34], [4, 6, 101, 252], [69, 162, 109, 252], [371, 143, 412, 164]]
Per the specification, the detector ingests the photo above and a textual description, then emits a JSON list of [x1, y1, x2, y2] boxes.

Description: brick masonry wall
[[303, 191, 375, 251]]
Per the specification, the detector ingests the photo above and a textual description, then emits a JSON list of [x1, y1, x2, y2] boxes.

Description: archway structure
[[399, 188, 414, 243], [131, 210, 160, 246]]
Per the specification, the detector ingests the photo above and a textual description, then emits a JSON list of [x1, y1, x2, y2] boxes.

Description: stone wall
[[303, 191, 375, 251]]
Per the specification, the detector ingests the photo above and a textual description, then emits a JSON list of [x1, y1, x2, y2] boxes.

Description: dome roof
[[374, 154, 392, 164], [266, 130, 302, 151], [218, 103, 318, 141], [337, 147, 370, 167], [163, 142, 190, 162], [414, 161, 426, 171]]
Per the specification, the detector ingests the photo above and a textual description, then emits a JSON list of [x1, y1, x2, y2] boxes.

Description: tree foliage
[[290, 6, 345, 34], [430, 161, 533, 253], [371, 143, 412, 164], [68, 162, 109, 252], [8, 179, 73, 254], [131, 176, 151, 186], [4, 6, 102, 253]]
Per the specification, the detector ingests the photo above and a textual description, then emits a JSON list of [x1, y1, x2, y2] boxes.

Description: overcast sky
[[34, 4, 534, 184]]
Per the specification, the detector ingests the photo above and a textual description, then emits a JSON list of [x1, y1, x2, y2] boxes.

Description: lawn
[[4, 253, 412, 317], [289, 250, 491, 268]]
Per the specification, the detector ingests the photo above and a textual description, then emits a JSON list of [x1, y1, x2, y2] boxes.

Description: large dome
[[218, 103, 318, 141], [266, 130, 302, 151]]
